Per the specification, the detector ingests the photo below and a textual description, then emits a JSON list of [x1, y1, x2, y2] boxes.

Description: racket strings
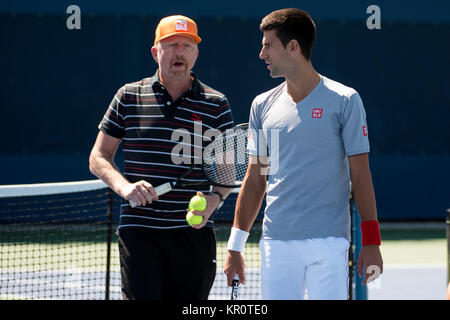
[[203, 126, 249, 186]]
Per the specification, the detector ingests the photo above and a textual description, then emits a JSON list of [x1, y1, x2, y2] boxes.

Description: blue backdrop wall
[[1, 1, 449, 220]]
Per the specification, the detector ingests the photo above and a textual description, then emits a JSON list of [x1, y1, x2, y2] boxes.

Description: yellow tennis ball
[[188, 195, 207, 211], [186, 211, 203, 226]]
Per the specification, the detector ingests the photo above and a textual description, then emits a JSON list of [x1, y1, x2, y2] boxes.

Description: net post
[[352, 197, 368, 300], [105, 188, 114, 300], [446, 208, 450, 288], [348, 191, 354, 300]]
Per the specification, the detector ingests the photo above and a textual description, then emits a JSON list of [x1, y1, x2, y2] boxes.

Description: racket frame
[[129, 123, 248, 207]]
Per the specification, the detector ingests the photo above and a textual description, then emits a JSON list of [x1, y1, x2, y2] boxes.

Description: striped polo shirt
[[99, 70, 234, 230]]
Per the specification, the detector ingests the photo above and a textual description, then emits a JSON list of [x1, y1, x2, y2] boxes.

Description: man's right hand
[[224, 250, 246, 286], [121, 180, 158, 207]]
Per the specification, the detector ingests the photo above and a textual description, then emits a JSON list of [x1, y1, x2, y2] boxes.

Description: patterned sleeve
[[98, 86, 126, 139], [215, 96, 234, 131]]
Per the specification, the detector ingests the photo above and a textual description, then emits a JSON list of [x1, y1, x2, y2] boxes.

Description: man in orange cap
[[90, 15, 234, 299], [151, 15, 202, 96]]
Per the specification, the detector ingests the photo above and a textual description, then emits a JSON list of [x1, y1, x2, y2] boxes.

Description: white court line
[[383, 263, 446, 269]]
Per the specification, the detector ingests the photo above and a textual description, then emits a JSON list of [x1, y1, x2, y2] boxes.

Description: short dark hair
[[260, 8, 316, 60]]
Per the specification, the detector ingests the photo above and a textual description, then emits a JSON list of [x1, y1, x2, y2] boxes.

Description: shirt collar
[[150, 69, 201, 99]]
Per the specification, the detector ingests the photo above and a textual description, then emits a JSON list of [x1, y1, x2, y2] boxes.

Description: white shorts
[[259, 237, 350, 300]]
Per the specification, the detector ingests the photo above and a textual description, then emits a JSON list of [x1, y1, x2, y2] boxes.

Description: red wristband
[[360, 220, 381, 246]]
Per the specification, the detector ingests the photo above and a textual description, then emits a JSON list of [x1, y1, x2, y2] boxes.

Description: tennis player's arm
[[349, 153, 383, 283], [348, 153, 377, 222], [89, 131, 127, 190], [224, 156, 267, 285], [233, 156, 267, 232], [89, 131, 157, 204], [212, 186, 233, 203], [190, 186, 233, 230]]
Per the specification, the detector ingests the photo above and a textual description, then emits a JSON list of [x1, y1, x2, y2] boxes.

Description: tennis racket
[[231, 274, 240, 300], [129, 123, 249, 207]]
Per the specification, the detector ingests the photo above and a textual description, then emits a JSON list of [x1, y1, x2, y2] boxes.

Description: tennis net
[[0, 179, 362, 300], [0, 179, 263, 300], [0, 180, 118, 299]]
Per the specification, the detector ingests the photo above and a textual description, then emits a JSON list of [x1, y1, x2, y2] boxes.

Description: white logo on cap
[[175, 19, 188, 31]]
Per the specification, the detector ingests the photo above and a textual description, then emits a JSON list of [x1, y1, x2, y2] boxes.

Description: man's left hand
[[190, 192, 220, 229], [356, 245, 383, 284]]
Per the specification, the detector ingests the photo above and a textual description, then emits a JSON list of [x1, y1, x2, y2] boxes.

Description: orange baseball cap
[[154, 15, 202, 45]]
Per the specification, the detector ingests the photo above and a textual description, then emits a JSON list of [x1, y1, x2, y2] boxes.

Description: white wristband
[[227, 227, 249, 252]]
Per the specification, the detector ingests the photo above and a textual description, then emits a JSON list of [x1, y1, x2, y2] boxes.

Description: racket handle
[[128, 182, 173, 207], [231, 274, 239, 300], [154, 182, 173, 196], [129, 199, 137, 208]]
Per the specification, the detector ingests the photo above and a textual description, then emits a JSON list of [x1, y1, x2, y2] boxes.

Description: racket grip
[[232, 274, 240, 289], [154, 182, 173, 196], [231, 274, 239, 300], [128, 182, 173, 207]]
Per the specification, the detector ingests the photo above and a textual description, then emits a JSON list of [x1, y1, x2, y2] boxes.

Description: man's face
[[259, 30, 291, 78], [152, 35, 199, 80]]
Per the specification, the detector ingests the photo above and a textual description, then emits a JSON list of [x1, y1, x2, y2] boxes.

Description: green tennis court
[[0, 225, 261, 300], [2, 223, 447, 300], [380, 227, 446, 265], [1, 181, 448, 300], [368, 225, 447, 300]]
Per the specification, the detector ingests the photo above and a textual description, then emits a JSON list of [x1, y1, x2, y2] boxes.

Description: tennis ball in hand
[[188, 195, 207, 212], [186, 211, 203, 226]]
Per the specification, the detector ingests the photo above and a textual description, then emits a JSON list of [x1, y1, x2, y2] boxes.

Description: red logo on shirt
[[362, 125, 368, 136], [312, 108, 323, 118], [191, 113, 201, 121]]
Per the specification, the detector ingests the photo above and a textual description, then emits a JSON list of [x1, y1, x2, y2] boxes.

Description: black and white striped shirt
[[99, 70, 234, 230]]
